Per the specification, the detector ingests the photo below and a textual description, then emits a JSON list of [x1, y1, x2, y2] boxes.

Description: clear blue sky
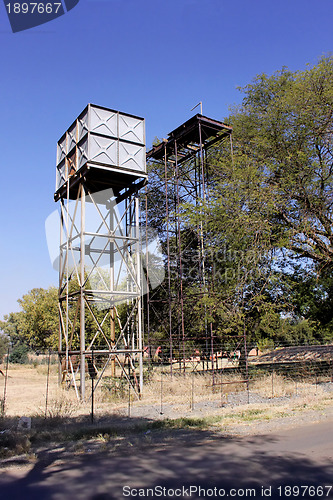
[[0, 0, 332, 320]]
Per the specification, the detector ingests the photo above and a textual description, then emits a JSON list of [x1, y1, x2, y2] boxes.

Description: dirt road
[[0, 416, 333, 499]]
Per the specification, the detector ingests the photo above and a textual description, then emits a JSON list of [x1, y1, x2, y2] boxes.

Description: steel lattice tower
[[54, 104, 147, 400], [146, 114, 233, 376]]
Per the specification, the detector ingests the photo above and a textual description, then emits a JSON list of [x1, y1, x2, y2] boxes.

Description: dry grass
[[139, 371, 248, 411], [250, 372, 328, 402], [144, 373, 211, 404], [0, 363, 87, 422], [0, 364, 58, 417], [39, 392, 81, 419], [0, 363, 332, 420], [251, 373, 296, 398], [0, 363, 332, 459]]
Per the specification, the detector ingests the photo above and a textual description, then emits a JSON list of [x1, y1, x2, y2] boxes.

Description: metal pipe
[[136, 194, 143, 395], [175, 139, 186, 374], [145, 184, 151, 364], [80, 184, 86, 400], [66, 179, 70, 377], [109, 198, 116, 377], [198, 121, 209, 371], [164, 143, 173, 376], [59, 201, 64, 385]]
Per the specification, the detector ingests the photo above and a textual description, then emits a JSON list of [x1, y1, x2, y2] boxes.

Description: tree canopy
[[145, 55, 333, 350], [2, 56, 333, 355], [227, 55, 333, 273], [0, 287, 58, 352]]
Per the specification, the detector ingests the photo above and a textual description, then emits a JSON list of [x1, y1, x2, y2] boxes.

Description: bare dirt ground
[[1, 363, 333, 425], [1, 364, 333, 499], [0, 412, 333, 499]]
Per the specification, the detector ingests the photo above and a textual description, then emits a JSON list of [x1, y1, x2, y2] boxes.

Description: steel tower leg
[[80, 184, 86, 400]]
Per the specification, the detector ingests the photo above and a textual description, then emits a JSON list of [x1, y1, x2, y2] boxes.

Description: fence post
[[220, 371, 225, 407], [91, 349, 95, 424], [160, 371, 163, 415], [247, 378, 250, 404], [128, 379, 131, 418], [2, 346, 10, 416], [271, 370, 274, 398], [45, 350, 51, 419]]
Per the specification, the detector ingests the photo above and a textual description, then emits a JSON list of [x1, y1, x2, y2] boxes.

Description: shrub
[[9, 344, 29, 364]]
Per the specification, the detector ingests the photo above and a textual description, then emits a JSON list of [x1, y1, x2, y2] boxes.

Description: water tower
[[54, 104, 147, 399]]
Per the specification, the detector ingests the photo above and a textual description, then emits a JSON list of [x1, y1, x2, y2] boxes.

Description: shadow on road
[[0, 414, 332, 499]]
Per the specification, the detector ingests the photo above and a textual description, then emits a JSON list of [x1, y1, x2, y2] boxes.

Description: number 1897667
[[6, 3, 62, 14]]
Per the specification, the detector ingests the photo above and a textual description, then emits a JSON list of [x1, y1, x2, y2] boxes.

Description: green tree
[[0, 310, 30, 360], [0, 287, 59, 352], [181, 55, 333, 349], [227, 55, 333, 273], [0, 334, 9, 363]]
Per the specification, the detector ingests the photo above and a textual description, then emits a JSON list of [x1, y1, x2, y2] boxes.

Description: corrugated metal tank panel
[[55, 104, 146, 193]]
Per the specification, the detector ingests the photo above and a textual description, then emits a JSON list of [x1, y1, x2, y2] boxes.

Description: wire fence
[[143, 343, 333, 415], [0, 343, 333, 424]]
